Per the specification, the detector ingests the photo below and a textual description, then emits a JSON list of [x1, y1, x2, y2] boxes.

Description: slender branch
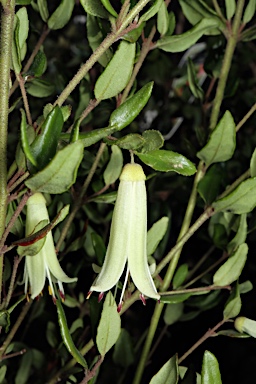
[[121, 25, 156, 103], [183, 252, 228, 289], [8, 171, 29, 194], [160, 285, 231, 296], [54, 0, 151, 107], [178, 318, 226, 364], [0, 0, 16, 304], [10, 26, 50, 96], [0, 190, 31, 252], [0, 300, 32, 358], [3, 256, 21, 309], [236, 102, 256, 132], [56, 143, 106, 252], [16, 73, 32, 125], [79, 356, 104, 384], [209, 0, 245, 130]]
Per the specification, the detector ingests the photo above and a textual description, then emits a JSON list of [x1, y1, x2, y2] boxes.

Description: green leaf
[[179, 0, 222, 34], [80, 0, 110, 18], [243, 0, 256, 24], [147, 216, 169, 256], [140, 0, 162, 23], [20, 109, 37, 167], [25, 141, 84, 193], [213, 178, 256, 214], [223, 283, 241, 320], [113, 329, 134, 367], [94, 41, 135, 100], [61, 126, 118, 147], [250, 147, 256, 177], [225, 0, 236, 19], [122, 22, 145, 43], [140, 130, 164, 153], [198, 164, 224, 204], [109, 82, 154, 130], [12, 7, 29, 73], [38, 0, 49, 22], [0, 366, 7, 383], [149, 355, 178, 384], [164, 303, 184, 325], [197, 111, 236, 167], [30, 106, 64, 170], [187, 57, 204, 100], [157, 1, 169, 35], [26, 50, 47, 77], [16, 7, 29, 54], [201, 351, 222, 384], [87, 15, 113, 67], [48, 0, 75, 30], [26, 78, 55, 97], [103, 145, 123, 185], [172, 264, 189, 289], [137, 149, 196, 175], [108, 133, 145, 150], [100, 0, 118, 17], [227, 214, 247, 254], [213, 243, 248, 286], [96, 292, 121, 355], [160, 293, 191, 304], [157, 18, 219, 52]]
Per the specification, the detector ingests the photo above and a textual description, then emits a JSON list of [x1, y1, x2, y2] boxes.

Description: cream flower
[[89, 163, 160, 309], [23, 193, 77, 299]]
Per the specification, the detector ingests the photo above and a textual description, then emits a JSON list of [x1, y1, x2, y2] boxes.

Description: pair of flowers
[[23, 163, 159, 305]]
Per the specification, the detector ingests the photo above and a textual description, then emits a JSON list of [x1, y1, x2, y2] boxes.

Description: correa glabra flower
[[88, 162, 160, 310], [23, 192, 77, 300]]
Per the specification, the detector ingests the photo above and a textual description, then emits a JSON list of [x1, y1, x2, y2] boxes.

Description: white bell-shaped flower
[[24, 193, 77, 299], [89, 163, 160, 309]]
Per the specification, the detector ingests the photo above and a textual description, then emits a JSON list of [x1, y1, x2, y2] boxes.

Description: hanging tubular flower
[[89, 163, 160, 309], [24, 193, 77, 300]]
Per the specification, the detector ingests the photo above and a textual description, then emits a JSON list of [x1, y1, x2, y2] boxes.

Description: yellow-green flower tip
[[120, 163, 146, 182], [27, 192, 46, 206], [234, 316, 246, 333]]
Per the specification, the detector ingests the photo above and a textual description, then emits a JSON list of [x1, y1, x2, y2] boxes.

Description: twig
[[178, 318, 226, 364], [79, 356, 104, 384]]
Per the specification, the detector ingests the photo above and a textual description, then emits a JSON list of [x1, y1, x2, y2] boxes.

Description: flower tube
[[24, 193, 77, 299], [89, 163, 160, 307]]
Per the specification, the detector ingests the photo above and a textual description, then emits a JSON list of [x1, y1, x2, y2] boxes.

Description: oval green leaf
[[94, 41, 135, 100], [202, 351, 222, 384], [157, 18, 219, 52], [137, 149, 196, 175], [149, 354, 178, 384], [213, 177, 256, 214], [103, 145, 123, 185], [25, 141, 84, 193], [96, 292, 121, 356], [48, 0, 75, 30], [109, 82, 154, 130], [213, 243, 248, 286], [197, 111, 236, 167]]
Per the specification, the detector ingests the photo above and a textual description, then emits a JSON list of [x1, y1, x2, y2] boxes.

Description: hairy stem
[[0, 0, 16, 303], [54, 0, 151, 107], [210, 0, 245, 130]]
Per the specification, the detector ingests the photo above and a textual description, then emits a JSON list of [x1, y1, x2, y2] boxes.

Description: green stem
[[54, 0, 151, 107], [209, 0, 245, 130], [0, 0, 15, 303]]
